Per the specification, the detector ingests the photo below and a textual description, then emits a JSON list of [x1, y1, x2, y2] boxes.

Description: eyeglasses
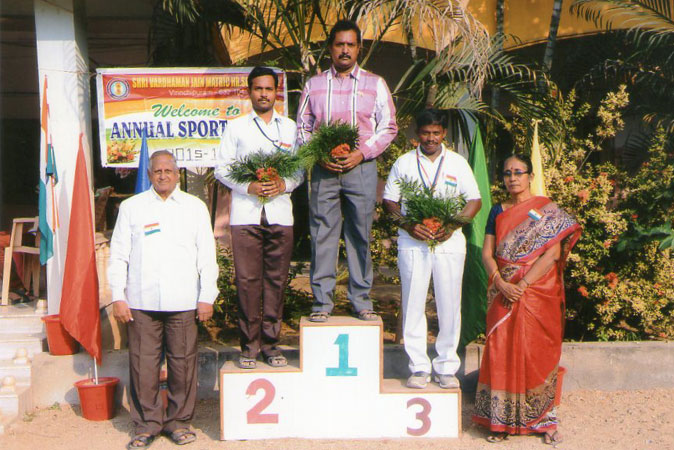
[[502, 170, 530, 178]]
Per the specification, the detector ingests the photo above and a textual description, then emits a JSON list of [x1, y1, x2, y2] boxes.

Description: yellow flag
[[530, 120, 547, 196]]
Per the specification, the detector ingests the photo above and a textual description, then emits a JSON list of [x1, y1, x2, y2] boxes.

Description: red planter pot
[[74, 377, 120, 421], [41, 315, 79, 355]]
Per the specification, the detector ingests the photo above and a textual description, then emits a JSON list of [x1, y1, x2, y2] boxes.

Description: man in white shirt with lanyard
[[383, 109, 482, 389], [109, 150, 218, 448], [215, 66, 302, 369]]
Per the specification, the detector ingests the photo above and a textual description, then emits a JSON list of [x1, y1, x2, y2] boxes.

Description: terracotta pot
[[42, 315, 79, 355], [74, 377, 119, 421]]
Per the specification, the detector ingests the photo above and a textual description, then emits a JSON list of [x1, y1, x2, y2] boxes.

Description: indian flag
[[38, 76, 59, 265], [144, 223, 160, 236], [445, 174, 457, 187], [528, 209, 544, 221]]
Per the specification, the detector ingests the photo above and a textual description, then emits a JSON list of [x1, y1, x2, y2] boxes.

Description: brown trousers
[[231, 221, 293, 359], [127, 309, 197, 436]]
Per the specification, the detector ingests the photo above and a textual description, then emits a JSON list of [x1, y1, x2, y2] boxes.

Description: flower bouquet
[[226, 150, 301, 203], [397, 176, 470, 251], [107, 139, 138, 164], [297, 121, 359, 169]]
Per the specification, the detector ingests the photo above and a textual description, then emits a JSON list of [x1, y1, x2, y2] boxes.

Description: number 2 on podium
[[326, 333, 358, 377], [246, 379, 278, 424]]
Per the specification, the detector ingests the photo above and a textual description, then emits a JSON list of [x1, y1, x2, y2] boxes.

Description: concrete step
[[0, 383, 32, 418], [0, 359, 31, 386], [0, 333, 46, 359], [0, 315, 45, 334], [0, 301, 47, 334]]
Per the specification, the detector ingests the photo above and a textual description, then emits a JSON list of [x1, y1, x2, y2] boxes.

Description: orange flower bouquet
[[297, 121, 359, 169], [226, 150, 301, 204], [397, 176, 470, 251]]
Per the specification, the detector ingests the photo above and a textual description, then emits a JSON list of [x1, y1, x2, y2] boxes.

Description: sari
[[472, 196, 581, 435]]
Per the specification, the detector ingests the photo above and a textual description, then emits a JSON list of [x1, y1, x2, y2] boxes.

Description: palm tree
[[571, 0, 674, 250], [571, 0, 674, 134], [543, 0, 565, 72]]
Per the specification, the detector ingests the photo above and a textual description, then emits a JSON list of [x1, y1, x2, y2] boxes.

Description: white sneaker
[[406, 372, 431, 389], [434, 374, 460, 389]]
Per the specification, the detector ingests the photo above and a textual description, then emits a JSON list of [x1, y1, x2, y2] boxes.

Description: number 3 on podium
[[407, 397, 431, 436]]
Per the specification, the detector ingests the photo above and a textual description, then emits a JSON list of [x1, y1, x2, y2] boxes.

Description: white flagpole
[[93, 357, 99, 385]]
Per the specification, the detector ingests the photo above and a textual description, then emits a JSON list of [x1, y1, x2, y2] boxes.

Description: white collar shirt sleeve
[[381, 145, 480, 253], [213, 112, 303, 226], [107, 189, 219, 311]]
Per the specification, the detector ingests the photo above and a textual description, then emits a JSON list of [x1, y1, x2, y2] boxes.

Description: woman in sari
[[472, 154, 581, 444]]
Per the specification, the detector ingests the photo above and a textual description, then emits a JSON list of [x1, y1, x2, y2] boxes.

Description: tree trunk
[[491, 0, 505, 110], [543, 0, 563, 72]]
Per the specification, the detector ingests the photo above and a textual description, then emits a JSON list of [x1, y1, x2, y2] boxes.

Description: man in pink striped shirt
[[297, 19, 398, 322]]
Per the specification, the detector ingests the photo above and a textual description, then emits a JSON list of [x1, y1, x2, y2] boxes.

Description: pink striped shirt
[[296, 65, 398, 160]]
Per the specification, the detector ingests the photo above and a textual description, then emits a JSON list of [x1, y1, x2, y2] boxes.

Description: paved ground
[[2, 388, 673, 449]]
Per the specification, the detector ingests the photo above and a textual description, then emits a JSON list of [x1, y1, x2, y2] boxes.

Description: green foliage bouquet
[[297, 121, 359, 169], [226, 150, 301, 203], [397, 176, 469, 251]]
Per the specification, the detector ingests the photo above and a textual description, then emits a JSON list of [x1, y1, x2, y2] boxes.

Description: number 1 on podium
[[326, 333, 358, 377]]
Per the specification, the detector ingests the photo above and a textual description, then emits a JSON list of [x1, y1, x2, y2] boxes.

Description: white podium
[[219, 316, 461, 440]]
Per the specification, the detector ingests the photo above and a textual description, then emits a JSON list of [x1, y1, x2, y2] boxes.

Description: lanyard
[[254, 118, 286, 152], [416, 148, 445, 192]]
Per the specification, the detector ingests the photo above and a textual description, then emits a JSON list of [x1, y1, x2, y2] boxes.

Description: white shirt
[[107, 187, 219, 311], [383, 144, 481, 253], [214, 111, 302, 226]]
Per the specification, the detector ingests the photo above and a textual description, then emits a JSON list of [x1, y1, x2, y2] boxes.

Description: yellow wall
[[222, 0, 608, 60]]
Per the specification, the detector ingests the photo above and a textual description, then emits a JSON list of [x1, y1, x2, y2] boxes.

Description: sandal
[[544, 430, 563, 446], [357, 309, 379, 321], [127, 434, 155, 449], [266, 354, 288, 367], [169, 428, 196, 445], [238, 355, 257, 369], [486, 432, 509, 443], [309, 311, 330, 323]]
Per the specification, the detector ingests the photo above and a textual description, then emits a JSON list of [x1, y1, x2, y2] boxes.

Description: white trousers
[[398, 247, 465, 375]]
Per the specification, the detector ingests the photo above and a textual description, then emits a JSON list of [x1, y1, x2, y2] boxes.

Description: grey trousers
[[128, 309, 197, 436], [309, 160, 377, 313]]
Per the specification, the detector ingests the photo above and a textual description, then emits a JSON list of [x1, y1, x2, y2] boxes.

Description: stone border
[[30, 340, 673, 408], [462, 341, 674, 392]]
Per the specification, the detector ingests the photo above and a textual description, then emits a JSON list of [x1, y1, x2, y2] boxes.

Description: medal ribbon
[[254, 118, 286, 152], [416, 148, 445, 192]]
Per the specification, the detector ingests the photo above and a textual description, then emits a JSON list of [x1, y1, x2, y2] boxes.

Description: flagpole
[[94, 357, 99, 385]]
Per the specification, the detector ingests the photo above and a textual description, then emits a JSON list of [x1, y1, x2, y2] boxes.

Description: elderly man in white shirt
[[215, 66, 302, 369], [108, 150, 218, 449], [384, 109, 482, 391]]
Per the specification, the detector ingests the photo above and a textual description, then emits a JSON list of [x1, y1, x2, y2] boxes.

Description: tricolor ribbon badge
[[279, 142, 292, 152], [445, 174, 458, 187], [144, 222, 161, 236], [528, 209, 544, 221]]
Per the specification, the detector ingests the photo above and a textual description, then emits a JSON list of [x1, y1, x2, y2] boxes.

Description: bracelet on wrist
[[521, 278, 530, 287], [489, 271, 500, 284]]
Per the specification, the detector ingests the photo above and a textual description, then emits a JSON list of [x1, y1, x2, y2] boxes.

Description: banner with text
[[95, 67, 288, 168]]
